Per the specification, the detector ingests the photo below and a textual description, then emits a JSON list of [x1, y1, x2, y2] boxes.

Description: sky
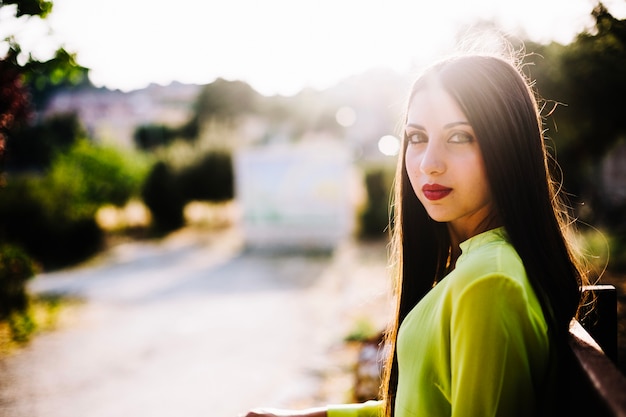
[[3, 0, 626, 96]]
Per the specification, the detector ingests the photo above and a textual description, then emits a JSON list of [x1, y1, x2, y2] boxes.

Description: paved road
[[0, 227, 390, 417]]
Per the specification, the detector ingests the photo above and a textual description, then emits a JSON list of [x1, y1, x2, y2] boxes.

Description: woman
[[246, 52, 589, 417]]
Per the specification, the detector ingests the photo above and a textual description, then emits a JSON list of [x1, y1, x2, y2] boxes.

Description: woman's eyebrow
[[405, 121, 470, 131], [444, 121, 471, 129], [405, 123, 426, 131]]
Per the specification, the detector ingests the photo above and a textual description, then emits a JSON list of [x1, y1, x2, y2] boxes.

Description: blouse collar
[[458, 227, 508, 257]]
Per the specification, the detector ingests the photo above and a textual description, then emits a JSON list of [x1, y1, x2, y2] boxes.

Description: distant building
[[44, 82, 201, 146], [235, 139, 361, 251]]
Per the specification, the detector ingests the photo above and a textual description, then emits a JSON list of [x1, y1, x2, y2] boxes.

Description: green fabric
[[327, 228, 550, 417], [327, 400, 383, 417]]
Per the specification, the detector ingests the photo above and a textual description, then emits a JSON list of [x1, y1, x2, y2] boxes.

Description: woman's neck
[[446, 213, 502, 270]]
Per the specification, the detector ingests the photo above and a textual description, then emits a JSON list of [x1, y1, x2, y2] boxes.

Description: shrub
[[2, 135, 151, 269], [579, 227, 626, 274], [49, 139, 151, 213], [134, 124, 176, 150], [6, 311, 37, 344], [178, 151, 234, 202], [0, 244, 38, 320], [6, 113, 83, 171], [358, 166, 394, 240], [141, 161, 186, 233], [141, 150, 234, 233], [133, 121, 199, 151], [0, 176, 104, 269]]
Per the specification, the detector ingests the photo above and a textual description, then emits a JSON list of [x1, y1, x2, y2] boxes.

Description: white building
[[235, 139, 361, 251]]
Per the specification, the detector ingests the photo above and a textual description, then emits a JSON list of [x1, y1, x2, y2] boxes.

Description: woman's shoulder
[[446, 239, 540, 322], [452, 228, 527, 289]]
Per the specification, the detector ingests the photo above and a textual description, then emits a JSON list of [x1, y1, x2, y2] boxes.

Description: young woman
[[245, 53, 589, 417]]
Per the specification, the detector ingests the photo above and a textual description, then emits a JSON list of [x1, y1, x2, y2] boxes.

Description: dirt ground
[[0, 226, 393, 417]]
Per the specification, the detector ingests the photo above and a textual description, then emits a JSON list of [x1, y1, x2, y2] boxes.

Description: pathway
[[0, 226, 390, 417]]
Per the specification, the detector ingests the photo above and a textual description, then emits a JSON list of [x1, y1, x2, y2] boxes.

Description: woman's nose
[[419, 142, 445, 175]]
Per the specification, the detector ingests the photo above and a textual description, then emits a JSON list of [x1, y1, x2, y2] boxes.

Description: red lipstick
[[422, 184, 452, 201]]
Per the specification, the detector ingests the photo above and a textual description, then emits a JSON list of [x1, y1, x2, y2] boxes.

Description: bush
[[133, 120, 199, 151], [358, 167, 394, 239], [0, 244, 38, 320], [134, 124, 176, 150], [579, 227, 626, 274], [0, 176, 104, 269], [141, 161, 186, 233], [1, 138, 152, 268], [49, 139, 151, 213], [6, 113, 83, 171], [141, 150, 234, 233], [6, 311, 37, 344], [178, 151, 234, 202]]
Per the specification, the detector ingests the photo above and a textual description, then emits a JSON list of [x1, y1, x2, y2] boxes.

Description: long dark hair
[[381, 54, 588, 417]]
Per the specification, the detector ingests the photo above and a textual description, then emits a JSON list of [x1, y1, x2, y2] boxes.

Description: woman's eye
[[448, 131, 473, 143], [407, 132, 428, 144]]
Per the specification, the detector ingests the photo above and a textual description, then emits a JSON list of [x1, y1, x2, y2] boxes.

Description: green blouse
[[328, 228, 550, 417]]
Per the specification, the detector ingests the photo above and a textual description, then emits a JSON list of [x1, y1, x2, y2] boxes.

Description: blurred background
[[1, 0, 626, 416]]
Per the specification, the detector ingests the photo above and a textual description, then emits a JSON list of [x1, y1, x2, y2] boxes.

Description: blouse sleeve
[[449, 275, 547, 417], [326, 400, 383, 417]]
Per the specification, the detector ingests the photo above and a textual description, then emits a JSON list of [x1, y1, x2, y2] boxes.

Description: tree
[[0, 56, 32, 169], [525, 3, 626, 222], [554, 3, 626, 161], [5, 113, 84, 171], [1, 0, 90, 171], [1, 0, 52, 17], [18, 47, 90, 112], [193, 78, 259, 126]]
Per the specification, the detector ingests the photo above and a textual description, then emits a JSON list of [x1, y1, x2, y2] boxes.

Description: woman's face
[[404, 84, 496, 241]]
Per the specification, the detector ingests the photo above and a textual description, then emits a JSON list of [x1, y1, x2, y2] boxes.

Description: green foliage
[[21, 48, 91, 111], [134, 124, 176, 150], [0, 140, 150, 268], [577, 226, 626, 275], [141, 149, 234, 233], [6, 113, 83, 171], [530, 5, 626, 160], [607, 235, 626, 273], [0, 175, 104, 269], [194, 78, 258, 124], [134, 75, 348, 155], [523, 4, 626, 227], [345, 316, 379, 342], [1, 0, 53, 17], [1, 0, 89, 177], [1, 0, 90, 114], [0, 244, 38, 319], [133, 119, 199, 150], [0, 242, 41, 343], [141, 161, 186, 233], [599, 231, 626, 274], [178, 151, 234, 202], [1, 293, 74, 347], [254, 89, 347, 141], [1, 45, 90, 113], [6, 309, 37, 343], [0, 59, 31, 137], [48, 139, 152, 214], [0, 242, 39, 344], [358, 166, 394, 240]]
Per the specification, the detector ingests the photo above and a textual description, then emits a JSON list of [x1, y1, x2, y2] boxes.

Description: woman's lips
[[422, 184, 452, 201]]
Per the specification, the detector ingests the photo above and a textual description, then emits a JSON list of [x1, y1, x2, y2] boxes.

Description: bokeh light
[[335, 106, 357, 127], [378, 135, 400, 156]]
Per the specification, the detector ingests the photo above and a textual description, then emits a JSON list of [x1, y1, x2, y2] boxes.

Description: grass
[[0, 293, 82, 356], [344, 316, 381, 342]]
